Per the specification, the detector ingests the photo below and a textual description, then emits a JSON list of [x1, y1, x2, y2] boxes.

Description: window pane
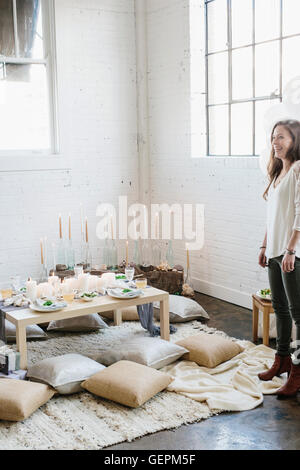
[[255, 0, 280, 43], [207, 0, 228, 53], [255, 99, 280, 155], [208, 51, 228, 104], [208, 105, 229, 155], [231, 0, 253, 48], [231, 102, 253, 155], [255, 41, 280, 97], [0, 64, 50, 151], [283, 0, 300, 36], [232, 46, 252, 100], [0, 0, 15, 56], [17, 0, 44, 59], [282, 37, 300, 92]]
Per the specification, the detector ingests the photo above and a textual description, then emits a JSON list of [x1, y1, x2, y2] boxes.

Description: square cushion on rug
[[5, 320, 48, 343], [27, 353, 106, 394], [153, 296, 209, 323], [47, 314, 108, 332], [176, 332, 243, 368], [81, 360, 173, 408], [92, 337, 188, 369], [0, 379, 55, 422], [100, 306, 139, 321]]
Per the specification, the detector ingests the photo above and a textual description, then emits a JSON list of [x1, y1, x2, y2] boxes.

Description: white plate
[[256, 290, 272, 300], [107, 288, 143, 299], [30, 302, 67, 313]]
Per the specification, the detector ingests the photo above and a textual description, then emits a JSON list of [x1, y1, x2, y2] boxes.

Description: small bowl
[[80, 292, 98, 302]]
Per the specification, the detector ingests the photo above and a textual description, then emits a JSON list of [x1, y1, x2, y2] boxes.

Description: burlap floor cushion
[[100, 306, 139, 321], [176, 332, 243, 368], [81, 360, 173, 408], [0, 379, 55, 422]]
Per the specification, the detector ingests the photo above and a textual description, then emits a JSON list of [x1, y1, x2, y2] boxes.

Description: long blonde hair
[[263, 119, 300, 200]]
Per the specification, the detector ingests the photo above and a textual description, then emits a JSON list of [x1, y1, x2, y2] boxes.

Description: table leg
[[252, 299, 259, 343], [160, 296, 170, 341], [16, 324, 27, 370], [113, 309, 122, 326], [263, 309, 270, 346]]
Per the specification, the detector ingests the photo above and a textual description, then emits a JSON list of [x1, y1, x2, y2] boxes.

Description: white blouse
[[266, 160, 300, 260]]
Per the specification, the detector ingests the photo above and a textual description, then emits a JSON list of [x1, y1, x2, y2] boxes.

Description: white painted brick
[[0, 0, 139, 283]]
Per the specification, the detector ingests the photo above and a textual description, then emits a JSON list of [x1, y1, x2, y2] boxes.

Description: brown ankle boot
[[276, 363, 300, 399], [258, 353, 291, 381]]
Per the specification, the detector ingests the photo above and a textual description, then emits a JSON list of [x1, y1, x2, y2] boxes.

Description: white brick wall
[[146, 0, 269, 309], [0, 0, 139, 283]]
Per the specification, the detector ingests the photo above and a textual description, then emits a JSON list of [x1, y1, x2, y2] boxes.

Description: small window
[[0, 0, 58, 155]]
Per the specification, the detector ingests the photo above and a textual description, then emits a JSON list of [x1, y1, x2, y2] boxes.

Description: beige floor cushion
[[92, 336, 188, 369], [47, 314, 108, 332], [0, 379, 55, 422], [81, 360, 173, 408], [5, 320, 48, 343], [176, 332, 243, 368], [27, 353, 106, 394], [153, 295, 209, 323], [101, 306, 139, 321]]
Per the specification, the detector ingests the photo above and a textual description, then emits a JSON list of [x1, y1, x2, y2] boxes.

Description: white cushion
[[153, 295, 209, 323], [5, 320, 48, 343], [47, 314, 108, 332], [27, 353, 105, 395], [92, 336, 188, 369]]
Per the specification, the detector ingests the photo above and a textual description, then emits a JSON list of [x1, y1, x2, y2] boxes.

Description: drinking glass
[[10, 275, 21, 292], [125, 266, 135, 282], [61, 277, 75, 303], [135, 278, 147, 290], [0, 282, 13, 300], [74, 265, 84, 278]]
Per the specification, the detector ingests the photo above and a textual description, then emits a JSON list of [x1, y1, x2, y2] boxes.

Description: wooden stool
[[252, 294, 274, 346]]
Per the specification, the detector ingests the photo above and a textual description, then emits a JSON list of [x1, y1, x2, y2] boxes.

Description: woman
[[258, 119, 300, 398]]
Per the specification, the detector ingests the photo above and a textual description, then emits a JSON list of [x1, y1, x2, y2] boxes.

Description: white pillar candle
[[37, 282, 53, 298], [101, 273, 116, 288], [48, 275, 59, 286], [88, 275, 98, 291], [78, 273, 90, 292], [26, 279, 37, 302], [96, 277, 106, 291]]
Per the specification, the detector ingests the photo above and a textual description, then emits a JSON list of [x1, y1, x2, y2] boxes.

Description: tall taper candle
[[40, 238, 44, 265], [59, 214, 62, 239], [85, 217, 89, 243], [126, 240, 128, 266]]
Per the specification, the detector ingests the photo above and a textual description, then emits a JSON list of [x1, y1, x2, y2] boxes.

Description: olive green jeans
[[268, 255, 300, 356]]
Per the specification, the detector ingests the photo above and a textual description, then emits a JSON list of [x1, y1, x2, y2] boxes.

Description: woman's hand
[[259, 248, 268, 268], [282, 253, 295, 273]]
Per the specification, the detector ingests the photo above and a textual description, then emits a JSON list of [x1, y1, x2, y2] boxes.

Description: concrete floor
[[107, 292, 300, 451]]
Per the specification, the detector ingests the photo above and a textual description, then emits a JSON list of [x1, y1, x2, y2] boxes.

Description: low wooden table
[[5, 287, 170, 370], [252, 294, 274, 346]]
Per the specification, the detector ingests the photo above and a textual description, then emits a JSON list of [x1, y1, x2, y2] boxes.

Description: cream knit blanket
[[162, 342, 286, 411]]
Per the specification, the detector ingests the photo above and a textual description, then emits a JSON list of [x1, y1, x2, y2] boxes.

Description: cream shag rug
[[0, 320, 241, 450]]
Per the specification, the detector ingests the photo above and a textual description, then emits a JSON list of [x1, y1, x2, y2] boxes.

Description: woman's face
[[272, 125, 293, 160]]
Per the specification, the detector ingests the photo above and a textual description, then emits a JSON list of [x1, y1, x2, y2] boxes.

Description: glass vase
[[133, 240, 141, 266], [166, 240, 174, 268], [66, 240, 75, 270]]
